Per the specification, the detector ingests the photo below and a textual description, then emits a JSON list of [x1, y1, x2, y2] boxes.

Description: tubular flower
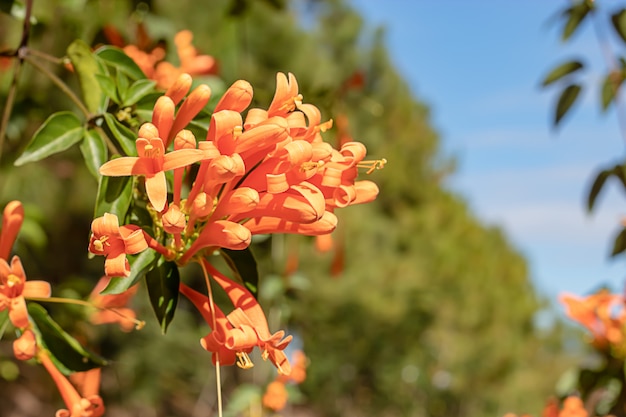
[[0, 200, 24, 260], [13, 329, 36, 361], [39, 350, 105, 417], [99, 135, 204, 211], [88, 214, 148, 277], [0, 256, 51, 328]]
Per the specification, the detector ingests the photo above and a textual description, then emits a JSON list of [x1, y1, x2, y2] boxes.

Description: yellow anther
[[357, 158, 387, 174], [92, 235, 110, 252], [236, 352, 254, 369], [300, 161, 320, 172], [233, 126, 243, 139], [7, 274, 20, 288]]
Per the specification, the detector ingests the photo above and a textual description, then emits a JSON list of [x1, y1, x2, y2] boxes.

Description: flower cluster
[[88, 71, 383, 375], [1, 201, 106, 417], [560, 290, 626, 351]]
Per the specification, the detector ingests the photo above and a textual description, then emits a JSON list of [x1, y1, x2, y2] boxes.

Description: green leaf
[[116, 69, 130, 103], [145, 260, 180, 334], [95, 46, 146, 81], [28, 303, 108, 373], [562, 2, 592, 41], [122, 79, 157, 107], [612, 9, 626, 43], [94, 173, 133, 219], [587, 167, 613, 212], [220, 247, 259, 298], [554, 84, 581, 126], [103, 113, 136, 155], [611, 228, 626, 256], [541, 60, 584, 87], [95, 73, 120, 104], [0, 310, 9, 341], [80, 129, 108, 179], [101, 249, 160, 295], [601, 72, 622, 111], [67, 39, 104, 114], [14, 112, 84, 166]]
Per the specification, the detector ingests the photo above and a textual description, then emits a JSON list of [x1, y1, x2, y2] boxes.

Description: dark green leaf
[[611, 228, 626, 256], [80, 129, 108, 179], [103, 113, 136, 156], [116, 69, 130, 103], [28, 303, 108, 373], [220, 247, 259, 298], [14, 112, 84, 166], [101, 249, 160, 295], [67, 40, 104, 114], [0, 0, 15, 14], [554, 84, 581, 126], [94, 173, 133, 219], [587, 168, 613, 212], [95, 46, 146, 81], [612, 9, 626, 44], [122, 79, 157, 107], [541, 60, 584, 87], [601, 72, 622, 111], [145, 260, 180, 334], [95, 73, 120, 104], [562, 2, 591, 41]]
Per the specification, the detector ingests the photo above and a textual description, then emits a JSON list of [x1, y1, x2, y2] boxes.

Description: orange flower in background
[[88, 276, 140, 332], [88, 213, 148, 277], [0, 255, 51, 328], [262, 380, 288, 411], [560, 290, 626, 348]]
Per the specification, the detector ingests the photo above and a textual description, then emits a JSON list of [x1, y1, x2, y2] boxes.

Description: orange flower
[[0, 200, 24, 260], [558, 396, 587, 417], [88, 213, 148, 277], [39, 350, 104, 417], [13, 329, 36, 361], [88, 276, 139, 332], [99, 135, 204, 211], [0, 256, 51, 328], [262, 380, 288, 411]]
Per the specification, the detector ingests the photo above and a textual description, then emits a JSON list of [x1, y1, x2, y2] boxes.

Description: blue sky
[[351, 1, 626, 298]]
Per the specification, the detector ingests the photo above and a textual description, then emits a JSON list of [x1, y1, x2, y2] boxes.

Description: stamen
[[235, 352, 254, 369], [357, 158, 387, 174], [7, 274, 20, 288], [300, 161, 320, 172], [92, 235, 110, 252], [233, 126, 243, 140]]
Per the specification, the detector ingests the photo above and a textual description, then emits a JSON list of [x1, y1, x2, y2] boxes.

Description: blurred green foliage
[[0, 0, 575, 416]]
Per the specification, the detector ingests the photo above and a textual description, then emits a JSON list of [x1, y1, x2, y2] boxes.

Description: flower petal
[[0, 201, 24, 261], [23, 280, 52, 298], [144, 171, 168, 211]]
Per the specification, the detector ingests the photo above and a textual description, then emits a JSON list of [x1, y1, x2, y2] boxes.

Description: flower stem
[[200, 258, 223, 417], [23, 54, 91, 119], [0, 57, 23, 165]]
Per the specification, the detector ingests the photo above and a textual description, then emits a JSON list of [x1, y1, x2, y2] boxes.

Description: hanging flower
[[88, 213, 148, 277], [0, 256, 51, 328], [0, 200, 24, 261]]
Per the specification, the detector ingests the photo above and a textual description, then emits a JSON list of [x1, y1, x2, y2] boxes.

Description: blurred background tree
[[0, 0, 576, 416]]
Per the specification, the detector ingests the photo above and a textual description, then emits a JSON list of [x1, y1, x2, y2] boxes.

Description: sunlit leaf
[[95, 73, 120, 104], [554, 84, 581, 126], [95, 46, 146, 80], [94, 173, 133, 219], [122, 79, 157, 107], [80, 128, 108, 179], [601, 72, 622, 111], [541, 60, 584, 87], [562, 2, 592, 41], [612, 9, 626, 44], [14, 112, 84, 166], [145, 260, 180, 334], [28, 303, 108, 373], [221, 247, 259, 298], [103, 113, 136, 156], [611, 227, 626, 256], [101, 249, 161, 295], [0, 310, 9, 341], [67, 39, 104, 114]]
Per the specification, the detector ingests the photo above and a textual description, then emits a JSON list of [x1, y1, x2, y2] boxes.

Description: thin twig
[[0, 58, 23, 164], [23, 54, 91, 118]]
